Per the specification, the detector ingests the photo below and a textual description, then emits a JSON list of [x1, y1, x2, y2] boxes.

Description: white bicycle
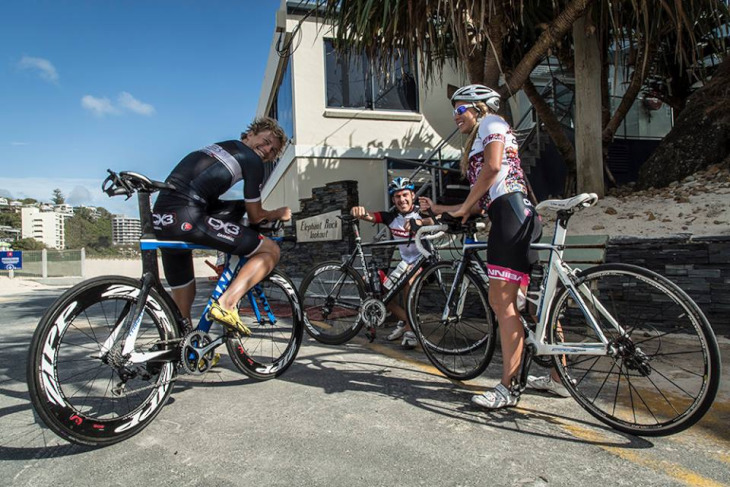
[[409, 193, 721, 436]]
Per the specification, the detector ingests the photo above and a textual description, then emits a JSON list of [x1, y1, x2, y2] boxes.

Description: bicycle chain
[[112, 375, 177, 397]]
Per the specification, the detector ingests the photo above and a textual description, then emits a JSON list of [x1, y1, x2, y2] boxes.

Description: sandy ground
[[542, 163, 730, 238]]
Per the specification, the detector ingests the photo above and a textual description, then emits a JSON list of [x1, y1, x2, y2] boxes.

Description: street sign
[[1, 251, 22, 270], [296, 210, 342, 243]]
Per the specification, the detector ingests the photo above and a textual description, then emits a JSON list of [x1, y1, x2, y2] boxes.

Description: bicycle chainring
[[180, 331, 215, 375], [360, 298, 387, 327]]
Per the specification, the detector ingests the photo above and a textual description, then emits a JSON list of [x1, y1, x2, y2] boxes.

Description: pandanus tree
[[317, 0, 728, 195]]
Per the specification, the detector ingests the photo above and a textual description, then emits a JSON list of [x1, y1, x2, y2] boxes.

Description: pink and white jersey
[[466, 114, 527, 210]]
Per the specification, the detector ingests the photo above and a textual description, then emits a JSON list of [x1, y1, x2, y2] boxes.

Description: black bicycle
[[406, 216, 497, 380], [26, 170, 304, 446], [299, 214, 441, 345]]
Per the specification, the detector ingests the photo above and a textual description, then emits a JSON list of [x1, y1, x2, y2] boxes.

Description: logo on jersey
[[152, 213, 175, 228], [207, 217, 240, 236], [181, 222, 193, 232]]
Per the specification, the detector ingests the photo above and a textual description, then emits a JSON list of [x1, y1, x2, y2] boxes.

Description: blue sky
[[0, 0, 281, 216]]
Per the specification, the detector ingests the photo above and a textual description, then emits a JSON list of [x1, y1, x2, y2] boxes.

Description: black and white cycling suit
[[373, 205, 423, 266], [152, 140, 266, 288]]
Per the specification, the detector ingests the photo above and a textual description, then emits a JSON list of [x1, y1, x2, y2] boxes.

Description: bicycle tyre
[[226, 270, 304, 380], [548, 263, 721, 436], [27, 276, 179, 447], [299, 261, 367, 345], [408, 262, 496, 380]]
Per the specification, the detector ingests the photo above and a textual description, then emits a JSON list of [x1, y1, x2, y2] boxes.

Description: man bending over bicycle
[[350, 177, 428, 349], [152, 117, 291, 335]]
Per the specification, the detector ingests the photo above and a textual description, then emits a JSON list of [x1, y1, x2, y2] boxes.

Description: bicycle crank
[[180, 331, 217, 375], [360, 298, 387, 327]]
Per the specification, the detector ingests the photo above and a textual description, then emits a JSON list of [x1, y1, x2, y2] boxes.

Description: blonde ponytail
[[458, 101, 489, 177]]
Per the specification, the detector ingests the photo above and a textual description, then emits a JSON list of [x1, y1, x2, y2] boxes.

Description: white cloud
[[10, 142, 29, 146], [118, 92, 155, 116], [81, 95, 119, 117], [67, 185, 93, 205], [81, 92, 155, 117], [17, 56, 59, 82]]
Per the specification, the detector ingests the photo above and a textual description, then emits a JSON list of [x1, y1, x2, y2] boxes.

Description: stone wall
[[605, 235, 730, 337], [280, 180, 359, 280]]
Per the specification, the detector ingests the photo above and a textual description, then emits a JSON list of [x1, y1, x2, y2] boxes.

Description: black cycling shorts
[[152, 199, 264, 287], [486, 192, 542, 286]]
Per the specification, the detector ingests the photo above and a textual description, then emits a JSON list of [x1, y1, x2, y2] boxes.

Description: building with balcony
[[112, 215, 141, 245], [21, 206, 65, 249], [257, 1, 677, 231]]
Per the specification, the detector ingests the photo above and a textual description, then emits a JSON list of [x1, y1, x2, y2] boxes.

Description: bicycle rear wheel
[[299, 261, 367, 345], [26, 276, 179, 446], [227, 270, 304, 380], [408, 262, 496, 380], [549, 263, 721, 436]]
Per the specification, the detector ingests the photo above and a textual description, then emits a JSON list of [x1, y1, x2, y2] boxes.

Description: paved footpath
[[1, 282, 729, 486]]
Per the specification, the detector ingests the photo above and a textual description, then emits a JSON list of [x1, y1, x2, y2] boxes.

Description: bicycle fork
[[441, 261, 470, 323]]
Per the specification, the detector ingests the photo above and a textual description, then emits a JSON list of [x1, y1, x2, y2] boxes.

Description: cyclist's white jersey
[[373, 206, 422, 265], [466, 114, 528, 210]]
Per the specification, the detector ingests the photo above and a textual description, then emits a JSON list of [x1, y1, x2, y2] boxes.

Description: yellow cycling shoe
[[209, 300, 251, 336]]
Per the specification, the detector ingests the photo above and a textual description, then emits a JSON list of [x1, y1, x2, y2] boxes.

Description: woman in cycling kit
[[419, 84, 541, 409], [152, 117, 291, 334]]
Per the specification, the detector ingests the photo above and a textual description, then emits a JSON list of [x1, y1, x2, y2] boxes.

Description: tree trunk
[[637, 56, 730, 189], [602, 42, 655, 144], [573, 14, 605, 197], [500, 0, 595, 98], [523, 79, 577, 194]]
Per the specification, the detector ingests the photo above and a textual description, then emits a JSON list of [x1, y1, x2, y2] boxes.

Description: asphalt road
[[1, 282, 729, 487]]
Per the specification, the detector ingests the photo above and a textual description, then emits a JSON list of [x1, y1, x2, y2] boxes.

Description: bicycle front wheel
[[549, 263, 721, 436], [299, 261, 366, 345], [227, 270, 304, 381], [26, 276, 179, 446], [408, 262, 496, 380]]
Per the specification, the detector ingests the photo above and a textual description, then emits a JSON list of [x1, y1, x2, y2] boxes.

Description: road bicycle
[[299, 214, 446, 345], [408, 193, 721, 436], [26, 170, 304, 446], [405, 217, 497, 380]]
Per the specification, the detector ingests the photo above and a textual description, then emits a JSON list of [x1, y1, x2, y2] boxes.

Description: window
[[268, 57, 293, 140], [324, 40, 418, 112]]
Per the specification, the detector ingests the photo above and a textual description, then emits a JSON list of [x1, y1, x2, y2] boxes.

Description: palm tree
[[317, 0, 728, 194]]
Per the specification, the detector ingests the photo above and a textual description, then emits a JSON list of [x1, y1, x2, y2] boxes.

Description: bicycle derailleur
[[609, 335, 652, 376], [180, 330, 217, 375]]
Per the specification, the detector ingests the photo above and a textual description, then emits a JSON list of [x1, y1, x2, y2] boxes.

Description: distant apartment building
[[21, 207, 65, 249], [80, 205, 100, 220], [0, 198, 8, 206], [112, 215, 141, 245], [54, 203, 74, 216]]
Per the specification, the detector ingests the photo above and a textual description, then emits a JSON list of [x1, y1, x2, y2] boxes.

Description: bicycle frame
[[343, 217, 431, 307], [97, 187, 277, 366], [525, 212, 623, 358], [412, 207, 620, 359]]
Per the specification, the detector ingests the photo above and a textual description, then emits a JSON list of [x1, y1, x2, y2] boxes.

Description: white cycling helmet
[[388, 177, 415, 195], [451, 84, 500, 112]]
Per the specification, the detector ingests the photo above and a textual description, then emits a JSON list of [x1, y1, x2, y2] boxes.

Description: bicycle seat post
[[137, 189, 163, 288]]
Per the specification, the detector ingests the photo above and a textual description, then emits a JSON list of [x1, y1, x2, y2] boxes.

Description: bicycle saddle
[[536, 193, 598, 213]]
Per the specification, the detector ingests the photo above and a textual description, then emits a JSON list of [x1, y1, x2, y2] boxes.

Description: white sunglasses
[[453, 104, 476, 116]]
